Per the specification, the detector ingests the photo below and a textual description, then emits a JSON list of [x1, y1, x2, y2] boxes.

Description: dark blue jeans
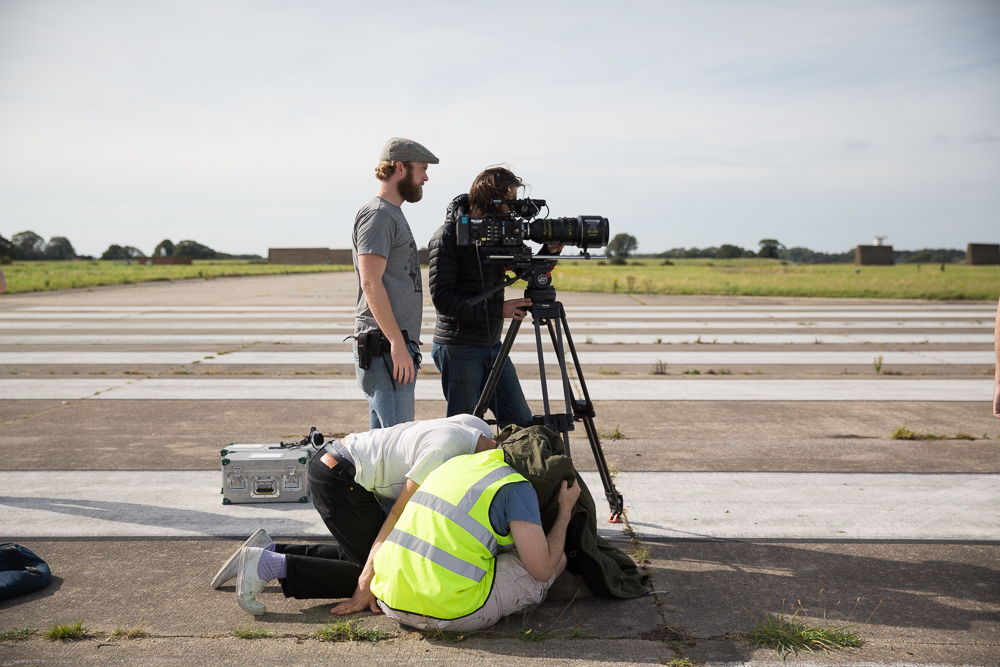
[[431, 342, 533, 426]]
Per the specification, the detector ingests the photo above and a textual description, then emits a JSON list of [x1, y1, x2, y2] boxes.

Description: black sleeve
[[429, 225, 502, 322]]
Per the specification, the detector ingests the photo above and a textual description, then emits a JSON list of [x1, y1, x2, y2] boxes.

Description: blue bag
[[0, 543, 52, 600]]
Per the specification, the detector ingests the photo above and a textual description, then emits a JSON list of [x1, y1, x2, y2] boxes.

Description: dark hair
[[468, 166, 524, 215]]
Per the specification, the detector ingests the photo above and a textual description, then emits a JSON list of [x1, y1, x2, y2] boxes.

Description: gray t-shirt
[[352, 196, 422, 339]]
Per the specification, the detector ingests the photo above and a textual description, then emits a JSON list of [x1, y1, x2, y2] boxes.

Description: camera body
[[455, 198, 609, 261]]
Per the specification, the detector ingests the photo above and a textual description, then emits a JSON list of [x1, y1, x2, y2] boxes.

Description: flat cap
[[379, 137, 439, 164]]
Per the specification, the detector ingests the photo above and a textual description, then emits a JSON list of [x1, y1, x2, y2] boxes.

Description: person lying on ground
[[210, 414, 502, 614]]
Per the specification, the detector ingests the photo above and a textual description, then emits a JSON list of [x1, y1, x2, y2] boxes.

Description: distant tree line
[[0, 231, 261, 262], [0, 231, 81, 263], [659, 240, 965, 264]]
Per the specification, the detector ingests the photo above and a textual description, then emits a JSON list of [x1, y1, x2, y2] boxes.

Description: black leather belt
[[322, 442, 356, 477]]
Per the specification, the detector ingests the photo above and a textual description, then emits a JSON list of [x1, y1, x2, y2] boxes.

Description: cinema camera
[[459, 198, 625, 522], [456, 198, 609, 264]]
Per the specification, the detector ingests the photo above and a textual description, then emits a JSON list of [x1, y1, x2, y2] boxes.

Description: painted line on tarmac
[[0, 378, 991, 401], [3, 333, 993, 345], [617, 471, 1000, 541], [1, 471, 995, 540], [1, 319, 993, 331], [2, 350, 993, 366], [4, 310, 995, 322]]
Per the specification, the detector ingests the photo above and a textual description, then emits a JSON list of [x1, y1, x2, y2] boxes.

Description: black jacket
[[428, 194, 508, 347]]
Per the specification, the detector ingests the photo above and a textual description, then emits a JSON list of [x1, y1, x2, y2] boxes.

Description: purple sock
[[256, 549, 287, 582]]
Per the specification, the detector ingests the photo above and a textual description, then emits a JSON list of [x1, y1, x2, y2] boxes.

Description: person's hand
[[503, 298, 532, 320], [993, 380, 1000, 419], [331, 584, 380, 615], [390, 339, 415, 385], [557, 478, 581, 511], [545, 244, 564, 255]]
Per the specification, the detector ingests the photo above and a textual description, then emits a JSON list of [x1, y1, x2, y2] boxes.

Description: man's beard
[[397, 169, 424, 203]]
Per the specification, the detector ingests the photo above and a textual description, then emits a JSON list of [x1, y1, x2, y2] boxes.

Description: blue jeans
[[354, 339, 420, 429], [431, 342, 532, 426]]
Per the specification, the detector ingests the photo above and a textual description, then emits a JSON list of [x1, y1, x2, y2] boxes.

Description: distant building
[[855, 245, 894, 265], [966, 243, 1000, 265]]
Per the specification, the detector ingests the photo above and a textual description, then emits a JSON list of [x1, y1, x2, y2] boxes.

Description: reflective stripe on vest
[[384, 528, 488, 582], [404, 461, 519, 556], [371, 449, 528, 619]]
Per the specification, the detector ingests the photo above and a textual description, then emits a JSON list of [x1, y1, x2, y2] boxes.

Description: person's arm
[[331, 477, 421, 615], [358, 253, 414, 385], [428, 225, 502, 322], [509, 479, 581, 582], [994, 297, 999, 418]]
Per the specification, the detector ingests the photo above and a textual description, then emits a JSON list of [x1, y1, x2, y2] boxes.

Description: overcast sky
[[1, 0, 997, 257]]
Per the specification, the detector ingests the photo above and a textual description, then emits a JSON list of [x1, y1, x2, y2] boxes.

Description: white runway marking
[[616, 472, 1000, 541], [0, 378, 990, 401], [2, 350, 993, 366], [3, 333, 993, 345], [2, 471, 995, 540], [1, 319, 992, 330], [0, 352, 212, 365]]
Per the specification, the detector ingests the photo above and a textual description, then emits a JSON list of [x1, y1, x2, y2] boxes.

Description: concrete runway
[[0, 272, 997, 666]]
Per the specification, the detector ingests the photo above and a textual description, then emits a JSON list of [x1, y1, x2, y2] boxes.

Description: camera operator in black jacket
[[428, 166, 561, 424]]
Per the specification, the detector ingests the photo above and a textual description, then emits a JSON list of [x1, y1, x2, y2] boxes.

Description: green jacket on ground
[[500, 425, 650, 599]]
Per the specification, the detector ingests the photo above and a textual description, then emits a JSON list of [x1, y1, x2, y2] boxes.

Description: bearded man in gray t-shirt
[[352, 137, 438, 429]]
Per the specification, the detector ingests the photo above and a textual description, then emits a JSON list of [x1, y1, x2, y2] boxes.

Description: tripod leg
[[558, 312, 624, 523], [473, 318, 522, 420]]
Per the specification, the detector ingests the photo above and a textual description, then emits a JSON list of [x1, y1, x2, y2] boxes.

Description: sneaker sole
[[236, 547, 266, 616], [210, 528, 272, 589]]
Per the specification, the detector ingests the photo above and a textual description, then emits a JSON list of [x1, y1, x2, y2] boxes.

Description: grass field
[[1, 257, 997, 300], [541, 258, 1000, 301], [0, 260, 352, 294]]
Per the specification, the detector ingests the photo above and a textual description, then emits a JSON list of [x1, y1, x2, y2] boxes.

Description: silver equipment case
[[220, 443, 316, 505]]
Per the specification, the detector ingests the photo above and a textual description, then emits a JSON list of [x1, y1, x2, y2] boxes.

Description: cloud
[[965, 130, 998, 144], [843, 140, 872, 152]]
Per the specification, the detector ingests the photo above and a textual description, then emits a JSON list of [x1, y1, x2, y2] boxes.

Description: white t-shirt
[[342, 414, 493, 503]]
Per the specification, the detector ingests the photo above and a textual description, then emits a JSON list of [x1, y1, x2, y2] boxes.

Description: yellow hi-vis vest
[[370, 449, 527, 619]]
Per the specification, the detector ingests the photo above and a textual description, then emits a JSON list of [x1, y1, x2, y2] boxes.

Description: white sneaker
[[237, 547, 268, 615], [211, 529, 273, 589]]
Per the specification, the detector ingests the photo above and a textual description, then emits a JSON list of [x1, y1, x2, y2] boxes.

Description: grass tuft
[[112, 626, 149, 639], [744, 608, 862, 660], [664, 659, 694, 667], [43, 621, 90, 641], [598, 366, 621, 375], [873, 355, 883, 374], [315, 619, 391, 642], [423, 628, 473, 642], [0, 627, 38, 642], [891, 425, 976, 440], [229, 627, 274, 639], [651, 359, 668, 375], [600, 424, 625, 440]]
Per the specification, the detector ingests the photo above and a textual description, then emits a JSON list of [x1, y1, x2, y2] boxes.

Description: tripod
[[471, 263, 624, 523]]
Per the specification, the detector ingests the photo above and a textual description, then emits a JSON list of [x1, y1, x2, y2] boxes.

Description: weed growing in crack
[[743, 606, 862, 660], [651, 359, 668, 375], [873, 355, 883, 374], [315, 619, 392, 642], [514, 594, 584, 642], [599, 424, 625, 440], [229, 627, 274, 639], [43, 621, 90, 641], [0, 627, 37, 642], [112, 626, 149, 639]]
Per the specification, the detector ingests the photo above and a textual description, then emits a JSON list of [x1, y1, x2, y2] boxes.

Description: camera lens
[[526, 216, 609, 249]]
